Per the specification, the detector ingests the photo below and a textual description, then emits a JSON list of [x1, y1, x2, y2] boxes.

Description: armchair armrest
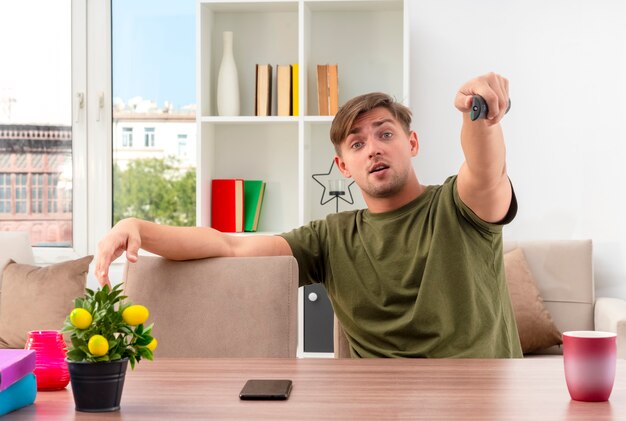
[[594, 297, 626, 359]]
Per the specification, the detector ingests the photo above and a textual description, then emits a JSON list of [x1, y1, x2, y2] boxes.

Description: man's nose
[[366, 138, 382, 158]]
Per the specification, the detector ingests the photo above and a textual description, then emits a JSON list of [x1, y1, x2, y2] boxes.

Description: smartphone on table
[[239, 379, 293, 400]]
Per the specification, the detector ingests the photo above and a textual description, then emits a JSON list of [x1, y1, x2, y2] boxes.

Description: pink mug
[[563, 331, 616, 402]]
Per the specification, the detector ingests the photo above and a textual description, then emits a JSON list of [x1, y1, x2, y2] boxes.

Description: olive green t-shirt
[[280, 175, 522, 358]]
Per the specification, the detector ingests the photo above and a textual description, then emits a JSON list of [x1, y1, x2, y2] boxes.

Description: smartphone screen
[[239, 379, 293, 400]]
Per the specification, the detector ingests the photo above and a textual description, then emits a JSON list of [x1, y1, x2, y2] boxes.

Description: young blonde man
[[96, 72, 522, 358]]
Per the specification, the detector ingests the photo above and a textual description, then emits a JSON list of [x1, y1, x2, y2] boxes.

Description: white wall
[[409, 1, 626, 299]]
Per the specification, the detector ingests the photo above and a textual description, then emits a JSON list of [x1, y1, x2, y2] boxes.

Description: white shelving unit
[[197, 0, 409, 356]]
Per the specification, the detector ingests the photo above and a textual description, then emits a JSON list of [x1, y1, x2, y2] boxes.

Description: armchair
[[123, 255, 298, 358]]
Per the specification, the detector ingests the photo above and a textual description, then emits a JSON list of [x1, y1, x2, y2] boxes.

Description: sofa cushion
[[0, 256, 92, 348], [504, 248, 562, 354]]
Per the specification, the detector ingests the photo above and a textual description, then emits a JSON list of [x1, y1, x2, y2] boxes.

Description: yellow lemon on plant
[[88, 335, 109, 357], [69, 308, 93, 329], [146, 338, 157, 352], [122, 305, 149, 326]]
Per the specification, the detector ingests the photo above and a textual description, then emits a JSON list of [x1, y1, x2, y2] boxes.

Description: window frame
[[33, 0, 108, 265]]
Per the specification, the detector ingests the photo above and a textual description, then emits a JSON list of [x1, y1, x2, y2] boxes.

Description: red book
[[211, 179, 244, 232], [0, 349, 36, 391]]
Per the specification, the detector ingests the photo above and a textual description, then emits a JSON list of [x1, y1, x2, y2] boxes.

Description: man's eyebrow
[[373, 119, 394, 127], [348, 118, 394, 136]]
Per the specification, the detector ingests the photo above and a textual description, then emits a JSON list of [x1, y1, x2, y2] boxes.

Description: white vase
[[216, 31, 240, 116]]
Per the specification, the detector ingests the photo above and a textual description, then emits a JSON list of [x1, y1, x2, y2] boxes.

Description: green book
[[244, 180, 266, 232]]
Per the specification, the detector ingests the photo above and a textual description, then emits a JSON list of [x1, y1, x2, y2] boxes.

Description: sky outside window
[[112, 0, 195, 111]]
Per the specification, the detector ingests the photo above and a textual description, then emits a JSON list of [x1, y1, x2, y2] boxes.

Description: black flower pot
[[67, 358, 129, 412]]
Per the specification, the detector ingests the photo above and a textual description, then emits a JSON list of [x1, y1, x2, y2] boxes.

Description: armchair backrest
[[123, 255, 298, 358]]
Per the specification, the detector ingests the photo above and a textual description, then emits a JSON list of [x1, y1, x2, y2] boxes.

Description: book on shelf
[[255, 64, 272, 116], [211, 179, 244, 232], [276, 64, 292, 117], [244, 180, 266, 232], [327, 64, 339, 115], [0, 373, 37, 416], [291, 63, 299, 116], [0, 349, 36, 392], [316, 64, 329, 116], [317, 64, 338, 116]]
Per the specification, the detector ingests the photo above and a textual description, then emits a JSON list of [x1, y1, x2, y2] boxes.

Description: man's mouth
[[369, 163, 389, 174]]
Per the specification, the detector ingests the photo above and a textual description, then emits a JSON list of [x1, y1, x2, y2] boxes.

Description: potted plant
[[61, 283, 157, 412]]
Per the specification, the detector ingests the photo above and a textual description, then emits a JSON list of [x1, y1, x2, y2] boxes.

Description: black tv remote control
[[470, 95, 511, 121]]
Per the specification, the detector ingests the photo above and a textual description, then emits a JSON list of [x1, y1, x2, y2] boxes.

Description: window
[[32, 173, 43, 213], [177, 134, 187, 158], [122, 127, 133, 147], [0, 173, 10, 213], [0, 0, 83, 252], [144, 127, 155, 147], [2, 0, 194, 260], [48, 173, 59, 213], [112, 0, 196, 226], [15, 174, 27, 214]]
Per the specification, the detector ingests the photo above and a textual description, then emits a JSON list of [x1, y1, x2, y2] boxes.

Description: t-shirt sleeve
[[278, 220, 328, 287], [451, 176, 518, 234]]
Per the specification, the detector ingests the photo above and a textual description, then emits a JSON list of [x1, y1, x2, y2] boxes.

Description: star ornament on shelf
[[312, 160, 356, 212]]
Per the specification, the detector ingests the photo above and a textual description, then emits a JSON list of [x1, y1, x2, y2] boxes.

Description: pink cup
[[563, 331, 616, 402]]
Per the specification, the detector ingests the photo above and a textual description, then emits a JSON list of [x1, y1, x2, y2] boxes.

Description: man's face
[[335, 107, 418, 200]]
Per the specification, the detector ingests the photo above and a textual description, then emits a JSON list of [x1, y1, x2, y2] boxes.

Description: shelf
[[198, 0, 408, 355], [200, 116, 298, 124]]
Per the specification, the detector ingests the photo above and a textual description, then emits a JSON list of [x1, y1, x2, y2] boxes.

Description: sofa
[[3, 234, 626, 359]]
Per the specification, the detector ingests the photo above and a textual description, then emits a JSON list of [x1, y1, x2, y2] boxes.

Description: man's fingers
[[95, 253, 112, 286], [457, 72, 510, 124], [96, 266, 111, 288], [454, 93, 474, 113], [485, 73, 509, 120], [126, 235, 141, 262]]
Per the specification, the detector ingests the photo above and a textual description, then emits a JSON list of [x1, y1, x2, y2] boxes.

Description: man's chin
[[365, 183, 402, 199]]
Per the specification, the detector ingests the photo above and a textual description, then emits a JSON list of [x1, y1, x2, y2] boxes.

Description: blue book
[[0, 373, 37, 416]]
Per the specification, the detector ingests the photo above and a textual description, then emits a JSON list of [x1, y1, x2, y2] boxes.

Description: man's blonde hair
[[330, 92, 412, 155]]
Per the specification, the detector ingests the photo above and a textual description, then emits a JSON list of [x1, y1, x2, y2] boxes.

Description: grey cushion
[[0, 256, 92, 348]]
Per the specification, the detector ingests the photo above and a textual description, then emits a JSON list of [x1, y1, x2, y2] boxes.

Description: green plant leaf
[[66, 349, 86, 361]]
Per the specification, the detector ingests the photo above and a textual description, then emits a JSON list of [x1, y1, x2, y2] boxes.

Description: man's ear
[[335, 155, 351, 178], [409, 131, 419, 157]]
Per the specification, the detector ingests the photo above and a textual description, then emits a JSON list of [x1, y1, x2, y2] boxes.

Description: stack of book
[[255, 64, 299, 117], [317, 64, 339, 116], [211, 179, 266, 233], [0, 349, 37, 416]]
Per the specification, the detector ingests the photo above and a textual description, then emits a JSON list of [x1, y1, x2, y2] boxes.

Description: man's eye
[[351, 142, 363, 150], [381, 131, 393, 139]]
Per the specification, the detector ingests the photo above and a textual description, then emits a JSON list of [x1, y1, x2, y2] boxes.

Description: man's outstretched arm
[[455, 72, 512, 223]]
